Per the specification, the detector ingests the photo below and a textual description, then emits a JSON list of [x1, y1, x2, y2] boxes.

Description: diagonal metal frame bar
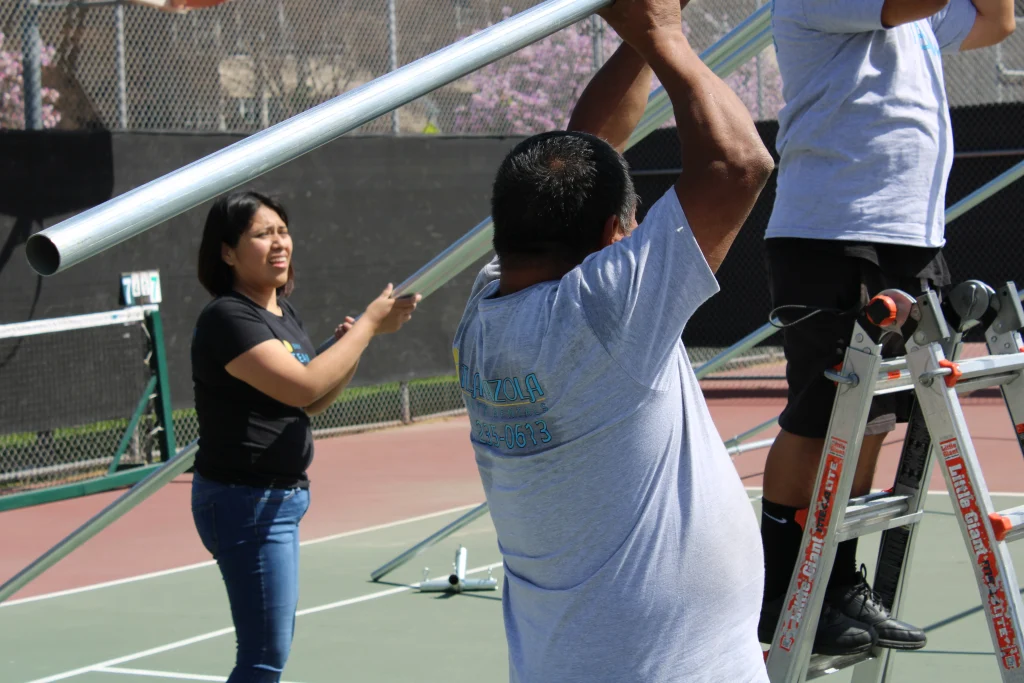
[[0, 439, 199, 604]]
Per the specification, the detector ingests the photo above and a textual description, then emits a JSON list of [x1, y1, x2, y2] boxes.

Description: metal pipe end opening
[[26, 234, 61, 276]]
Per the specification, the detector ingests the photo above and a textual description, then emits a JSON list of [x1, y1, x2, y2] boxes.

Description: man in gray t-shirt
[[452, 0, 776, 679], [759, 0, 1016, 658]]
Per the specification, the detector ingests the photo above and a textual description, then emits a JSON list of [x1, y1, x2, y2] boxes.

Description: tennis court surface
[[2, 395, 1023, 683]]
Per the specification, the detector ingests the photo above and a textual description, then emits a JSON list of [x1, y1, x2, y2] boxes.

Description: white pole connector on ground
[[419, 546, 498, 593], [24, 0, 614, 277]]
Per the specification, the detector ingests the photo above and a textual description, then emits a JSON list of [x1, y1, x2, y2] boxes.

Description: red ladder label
[[942, 437, 1022, 670], [777, 437, 847, 652]]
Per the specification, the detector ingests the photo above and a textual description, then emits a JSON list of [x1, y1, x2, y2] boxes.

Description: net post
[[145, 308, 177, 461], [107, 375, 159, 475], [400, 381, 412, 424]]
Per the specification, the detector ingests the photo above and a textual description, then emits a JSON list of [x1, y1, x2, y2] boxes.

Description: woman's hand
[[362, 284, 422, 335], [334, 316, 356, 340]]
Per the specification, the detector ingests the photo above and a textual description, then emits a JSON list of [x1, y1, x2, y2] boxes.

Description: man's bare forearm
[[961, 0, 1015, 49], [970, 0, 1014, 24], [567, 41, 653, 152], [641, 31, 767, 184]]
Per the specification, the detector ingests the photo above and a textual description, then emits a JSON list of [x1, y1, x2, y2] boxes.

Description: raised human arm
[[880, 0, 955, 26], [870, 0, 1013, 48], [958, 0, 1015, 50], [226, 286, 419, 408], [567, 41, 653, 152], [601, 0, 774, 272]]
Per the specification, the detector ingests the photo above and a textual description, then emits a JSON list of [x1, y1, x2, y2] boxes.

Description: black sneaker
[[759, 594, 877, 656], [826, 565, 927, 651]]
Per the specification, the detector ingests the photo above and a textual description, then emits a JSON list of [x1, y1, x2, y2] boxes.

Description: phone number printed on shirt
[[474, 419, 552, 450]]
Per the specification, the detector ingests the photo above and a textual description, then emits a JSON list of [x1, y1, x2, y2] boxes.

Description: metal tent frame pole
[[25, 0, 615, 276]]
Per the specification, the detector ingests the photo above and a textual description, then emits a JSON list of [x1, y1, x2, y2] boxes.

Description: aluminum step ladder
[[763, 280, 1024, 683]]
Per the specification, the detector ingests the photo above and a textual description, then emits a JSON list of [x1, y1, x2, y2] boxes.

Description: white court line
[[96, 666, 308, 683], [2, 503, 481, 608], [22, 562, 503, 683]]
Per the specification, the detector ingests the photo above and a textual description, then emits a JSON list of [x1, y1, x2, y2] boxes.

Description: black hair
[[490, 130, 637, 266], [197, 190, 294, 298]]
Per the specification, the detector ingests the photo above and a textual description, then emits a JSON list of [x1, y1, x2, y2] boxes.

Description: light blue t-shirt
[[767, 0, 977, 247], [452, 189, 767, 683]]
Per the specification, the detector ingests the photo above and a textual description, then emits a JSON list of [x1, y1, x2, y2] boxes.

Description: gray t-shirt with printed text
[[452, 189, 767, 682]]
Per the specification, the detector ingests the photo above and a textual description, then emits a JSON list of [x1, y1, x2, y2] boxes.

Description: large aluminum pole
[[22, 0, 43, 130], [388, 4, 774, 300], [25, 0, 614, 276]]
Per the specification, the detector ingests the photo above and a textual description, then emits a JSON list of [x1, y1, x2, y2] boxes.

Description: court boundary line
[[2, 503, 482, 608], [96, 666, 310, 683], [24, 563, 503, 683]]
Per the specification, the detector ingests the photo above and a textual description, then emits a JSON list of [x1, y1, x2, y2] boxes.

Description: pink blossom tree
[[452, 10, 783, 136], [0, 32, 62, 130], [452, 13, 621, 135]]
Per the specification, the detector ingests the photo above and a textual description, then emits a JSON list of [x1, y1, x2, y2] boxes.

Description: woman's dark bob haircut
[[197, 190, 294, 298]]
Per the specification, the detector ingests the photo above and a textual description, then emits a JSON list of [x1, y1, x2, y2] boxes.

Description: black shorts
[[766, 237, 952, 439]]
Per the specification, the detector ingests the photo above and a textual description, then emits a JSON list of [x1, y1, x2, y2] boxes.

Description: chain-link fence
[[2, 1, 1021, 132], [171, 374, 470, 448], [0, 0, 781, 134]]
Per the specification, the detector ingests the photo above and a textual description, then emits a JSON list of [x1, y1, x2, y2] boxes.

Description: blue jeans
[[191, 472, 311, 683]]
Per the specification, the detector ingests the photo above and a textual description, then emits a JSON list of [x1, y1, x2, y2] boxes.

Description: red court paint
[[0, 417, 481, 601], [731, 397, 1024, 493], [1, 397, 1020, 601]]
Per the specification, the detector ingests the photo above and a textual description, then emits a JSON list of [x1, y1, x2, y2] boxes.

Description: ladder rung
[[848, 490, 902, 507], [806, 651, 875, 678], [920, 354, 1024, 389], [990, 504, 1024, 543], [837, 511, 924, 542], [953, 371, 1021, 394], [875, 368, 1021, 396], [837, 493, 917, 542]]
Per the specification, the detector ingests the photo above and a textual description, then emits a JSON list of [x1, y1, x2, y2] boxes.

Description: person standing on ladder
[[453, 0, 776, 679], [759, 0, 1016, 656]]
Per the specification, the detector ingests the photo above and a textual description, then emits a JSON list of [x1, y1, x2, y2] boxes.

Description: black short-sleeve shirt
[[191, 291, 317, 489]]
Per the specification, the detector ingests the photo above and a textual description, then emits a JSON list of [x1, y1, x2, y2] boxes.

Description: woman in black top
[[190, 190, 419, 683]]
